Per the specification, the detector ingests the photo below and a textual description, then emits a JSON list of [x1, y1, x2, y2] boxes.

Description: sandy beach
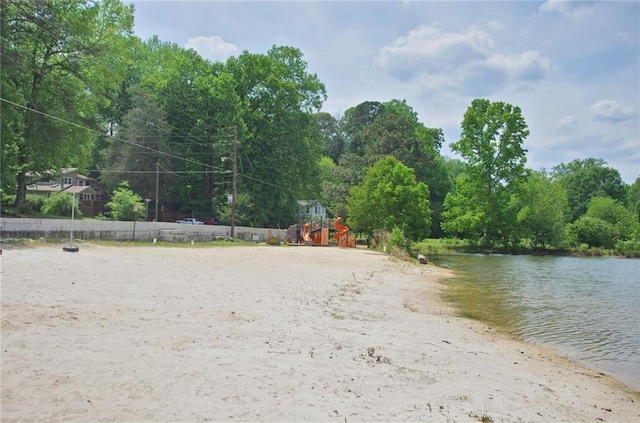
[[1, 243, 638, 422]]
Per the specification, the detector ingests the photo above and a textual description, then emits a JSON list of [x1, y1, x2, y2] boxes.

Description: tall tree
[[0, 0, 134, 205], [225, 46, 326, 227], [325, 99, 448, 233], [585, 196, 638, 241], [515, 171, 568, 249], [101, 90, 176, 202], [445, 98, 530, 247], [347, 156, 431, 241], [627, 177, 640, 222], [138, 38, 243, 215], [316, 112, 344, 163], [553, 158, 628, 221]]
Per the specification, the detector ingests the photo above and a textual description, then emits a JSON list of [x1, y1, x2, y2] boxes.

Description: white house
[[297, 200, 328, 222]]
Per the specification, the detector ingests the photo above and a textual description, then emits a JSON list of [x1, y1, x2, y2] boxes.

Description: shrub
[[106, 182, 144, 221], [567, 216, 614, 248], [389, 226, 409, 252], [41, 192, 82, 217], [1, 194, 16, 207], [25, 194, 46, 212]]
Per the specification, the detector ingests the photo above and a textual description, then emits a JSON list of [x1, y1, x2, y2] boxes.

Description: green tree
[[316, 112, 345, 163], [445, 98, 530, 247], [626, 176, 640, 222], [347, 156, 431, 241], [0, 0, 134, 205], [322, 152, 369, 219], [585, 197, 638, 241], [225, 46, 326, 227], [101, 90, 176, 199], [553, 158, 627, 221], [567, 216, 615, 249], [326, 100, 448, 234], [441, 173, 484, 240], [106, 181, 144, 221], [41, 192, 82, 217], [516, 171, 568, 249]]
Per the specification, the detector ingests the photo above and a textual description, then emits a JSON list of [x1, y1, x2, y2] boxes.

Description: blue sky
[[129, 1, 639, 183]]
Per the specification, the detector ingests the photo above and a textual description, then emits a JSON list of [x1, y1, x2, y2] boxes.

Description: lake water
[[430, 254, 640, 391]]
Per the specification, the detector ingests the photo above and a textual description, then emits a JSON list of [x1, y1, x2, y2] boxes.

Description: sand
[[1, 243, 638, 422]]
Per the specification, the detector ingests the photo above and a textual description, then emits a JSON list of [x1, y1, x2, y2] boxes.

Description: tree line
[[1, 0, 638, 254]]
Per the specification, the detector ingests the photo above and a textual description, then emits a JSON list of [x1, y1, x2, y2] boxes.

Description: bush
[[41, 192, 82, 217], [106, 182, 144, 221], [615, 234, 640, 258], [567, 216, 615, 248], [389, 226, 409, 252], [25, 194, 46, 212], [1, 194, 16, 207]]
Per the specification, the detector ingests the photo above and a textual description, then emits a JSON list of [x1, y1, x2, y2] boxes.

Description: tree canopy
[[1, 0, 135, 204], [1, 1, 637, 254], [347, 156, 431, 241], [444, 99, 530, 247], [553, 158, 627, 221]]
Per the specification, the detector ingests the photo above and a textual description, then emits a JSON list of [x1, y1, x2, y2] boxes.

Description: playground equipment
[[334, 217, 356, 248], [286, 217, 355, 247]]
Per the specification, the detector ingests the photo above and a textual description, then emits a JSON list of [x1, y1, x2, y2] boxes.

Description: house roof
[[297, 200, 324, 206], [65, 185, 97, 195], [28, 183, 97, 195]]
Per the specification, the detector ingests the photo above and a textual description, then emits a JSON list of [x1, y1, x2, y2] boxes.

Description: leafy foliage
[[347, 156, 431, 241], [553, 158, 627, 221], [106, 182, 144, 221], [567, 216, 615, 249], [41, 192, 82, 217], [441, 174, 484, 240], [445, 99, 529, 247], [515, 171, 568, 249], [585, 197, 638, 241], [626, 177, 640, 221], [1, 0, 135, 205]]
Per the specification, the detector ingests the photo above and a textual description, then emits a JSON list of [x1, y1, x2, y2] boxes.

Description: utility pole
[[206, 128, 214, 206], [231, 126, 237, 238], [155, 160, 159, 222]]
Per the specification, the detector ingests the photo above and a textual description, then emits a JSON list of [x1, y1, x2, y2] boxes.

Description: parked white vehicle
[[175, 218, 204, 225]]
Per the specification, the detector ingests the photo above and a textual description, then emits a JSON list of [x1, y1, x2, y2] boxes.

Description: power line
[[0, 96, 224, 172], [0, 7, 315, 200], [2, 95, 310, 198]]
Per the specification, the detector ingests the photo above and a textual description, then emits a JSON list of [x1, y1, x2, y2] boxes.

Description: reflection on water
[[432, 254, 640, 391]]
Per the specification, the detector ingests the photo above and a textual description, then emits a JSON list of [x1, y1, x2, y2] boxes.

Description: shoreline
[[430, 253, 640, 393], [2, 244, 639, 422]]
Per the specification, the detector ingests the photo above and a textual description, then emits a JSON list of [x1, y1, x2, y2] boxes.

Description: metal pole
[[155, 160, 159, 222], [231, 127, 237, 238], [70, 192, 75, 247]]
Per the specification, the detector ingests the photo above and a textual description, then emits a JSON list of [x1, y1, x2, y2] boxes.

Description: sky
[[129, 1, 639, 183]]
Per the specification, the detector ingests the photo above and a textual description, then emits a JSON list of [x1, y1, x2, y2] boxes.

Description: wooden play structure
[[286, 217, 355, 247]]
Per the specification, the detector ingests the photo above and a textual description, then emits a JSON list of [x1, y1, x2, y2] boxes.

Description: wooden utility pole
[[155, 160, 159, 222], [206, 128, 214, 206], [231, 127, 237, 238]]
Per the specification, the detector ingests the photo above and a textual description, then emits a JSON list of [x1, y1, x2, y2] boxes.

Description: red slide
[[302, 222, 312, 242], [334, 217, 349, 240]]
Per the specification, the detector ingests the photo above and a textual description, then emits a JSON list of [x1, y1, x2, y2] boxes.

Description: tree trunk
[[16, 167, 27, 207]]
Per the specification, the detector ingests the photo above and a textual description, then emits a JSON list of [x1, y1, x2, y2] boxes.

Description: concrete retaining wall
[[0, 218, 286, 243]]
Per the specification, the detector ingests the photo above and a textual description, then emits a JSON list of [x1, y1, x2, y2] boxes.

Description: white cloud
[[539, 1, 597, 18], [374, 24, 551, 95], [184, 36, 238, 62], [485, 50, 551, 82], [555, 115, 577, 134], [589, 100, 635, 122], [373, 24, 493, 78]]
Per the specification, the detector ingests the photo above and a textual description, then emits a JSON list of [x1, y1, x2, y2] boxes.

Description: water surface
[[431, 254, 640, 391]]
